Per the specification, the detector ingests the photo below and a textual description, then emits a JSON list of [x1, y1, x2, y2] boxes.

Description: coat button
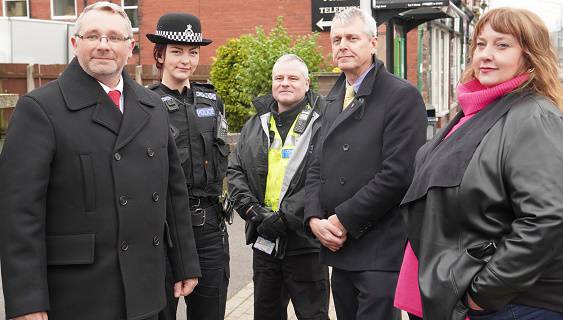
[[342, 144, 350, 151], [153, 236, 160, 247], [152, 192, 160, 202], [120, 241, 128, 251], [119, 195, 128, 206], [320, 177, 326, 184], [114, 152, 121, 161], [147, 147, 155, 157], [339, 177, 346, 185]]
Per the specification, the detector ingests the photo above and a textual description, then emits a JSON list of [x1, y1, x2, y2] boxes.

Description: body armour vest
[[149, 82, 229, 197]]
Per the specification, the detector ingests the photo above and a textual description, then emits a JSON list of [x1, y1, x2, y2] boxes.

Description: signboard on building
[[311, 0, 360, 32], [373, 0, 448, 9]]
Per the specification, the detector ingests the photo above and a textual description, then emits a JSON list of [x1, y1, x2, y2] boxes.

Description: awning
[[373, 0, 470, 30]]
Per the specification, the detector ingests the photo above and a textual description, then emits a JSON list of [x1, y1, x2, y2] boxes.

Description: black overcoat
[[304, 59, 427, 271], [0, 59, 201, 320]]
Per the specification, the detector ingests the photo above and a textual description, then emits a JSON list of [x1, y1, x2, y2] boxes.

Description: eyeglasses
[[75, 33, 131, 44]]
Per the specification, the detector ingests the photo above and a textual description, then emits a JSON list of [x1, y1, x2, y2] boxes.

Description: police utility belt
[[190, 195, 234, 227], [189, 196, 220, 227]]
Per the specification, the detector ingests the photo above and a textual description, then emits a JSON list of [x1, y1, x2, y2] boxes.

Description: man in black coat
[[304, 8, 427, 320], [0, 2, 200, 320]]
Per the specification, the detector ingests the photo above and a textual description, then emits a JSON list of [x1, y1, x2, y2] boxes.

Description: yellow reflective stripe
[[264, 115, 298, 211]]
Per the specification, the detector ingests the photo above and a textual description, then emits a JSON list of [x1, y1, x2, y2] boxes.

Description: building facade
[[1, 0, 487, 125]]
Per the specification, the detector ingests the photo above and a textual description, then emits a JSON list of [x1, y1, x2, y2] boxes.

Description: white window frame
[[3, 0, 30, 18], [430, 26, 450, 117], [122, 0, 138, 32], [50, 0, 76, 20]]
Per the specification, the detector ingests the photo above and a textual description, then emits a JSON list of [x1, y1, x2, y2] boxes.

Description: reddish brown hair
[[153, 43, 167, 70], [462, 7, 562, 108]]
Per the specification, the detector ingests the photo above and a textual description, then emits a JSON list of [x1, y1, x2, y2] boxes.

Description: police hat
[[146, 13, 212, 46]]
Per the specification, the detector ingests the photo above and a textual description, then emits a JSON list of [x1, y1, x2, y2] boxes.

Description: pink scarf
[[445, 73, 530, 138], [394, 73, 530, 318]]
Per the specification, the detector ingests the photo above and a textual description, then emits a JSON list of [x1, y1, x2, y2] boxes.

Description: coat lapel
[[59, 58, 122, 135], [324, 61, 382, 141], [402, 91, 532, 204], [113, 74, 156, 151], [91, 99, 122, 135]]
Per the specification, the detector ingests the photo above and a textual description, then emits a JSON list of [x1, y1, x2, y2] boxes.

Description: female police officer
[[146, 13, 230, 320]]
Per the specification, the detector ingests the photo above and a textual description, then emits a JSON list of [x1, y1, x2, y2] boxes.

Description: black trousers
[[159, 205, 230, 320], [331, 268, 401, 320], [253, 250, 330, 320]]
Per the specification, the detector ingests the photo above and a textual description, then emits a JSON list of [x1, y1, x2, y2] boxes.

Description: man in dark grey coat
[[304, 8, 427, 320], [0, 2, 200, 320]]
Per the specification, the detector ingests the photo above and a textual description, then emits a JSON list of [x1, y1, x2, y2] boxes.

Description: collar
[[326, 59, 383, 102], [58, 58, 159, 111], [270, 97, 306, 127], [347, 63, 375, 93], [159, 82, 191, 97], [98, 76, 124, 112], [97, 75, 124, 94]]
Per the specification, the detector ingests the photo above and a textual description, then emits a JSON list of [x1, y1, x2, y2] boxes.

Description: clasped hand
[[309, 215, 347, 252]]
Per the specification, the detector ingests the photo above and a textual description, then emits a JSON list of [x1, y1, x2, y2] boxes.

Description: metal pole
[[26, 64, 35, 93], [360, 0, 371, 13], [386, 19, 394, 73]]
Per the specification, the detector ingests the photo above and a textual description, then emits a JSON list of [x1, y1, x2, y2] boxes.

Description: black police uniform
[[150, 82, 230, 320]]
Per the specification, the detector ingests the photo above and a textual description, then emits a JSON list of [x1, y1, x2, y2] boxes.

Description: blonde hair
[[75, 1, 133, 38], [461, 7, 563, 109]]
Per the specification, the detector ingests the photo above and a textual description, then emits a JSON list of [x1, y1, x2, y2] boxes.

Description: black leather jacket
[[402, 92, 563, 319]]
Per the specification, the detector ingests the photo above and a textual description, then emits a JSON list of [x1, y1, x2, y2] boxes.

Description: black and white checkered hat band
[[155, 30, 203, 42]]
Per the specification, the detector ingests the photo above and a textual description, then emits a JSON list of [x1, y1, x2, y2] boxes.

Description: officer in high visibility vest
[[227, 54, 330, 320], [146, 13, 230, 320]]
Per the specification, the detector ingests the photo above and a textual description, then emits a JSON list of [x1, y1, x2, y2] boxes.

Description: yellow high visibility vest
[[264, 115, 299, 212]]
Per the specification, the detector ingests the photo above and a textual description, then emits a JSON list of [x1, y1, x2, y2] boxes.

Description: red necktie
[[108, 90, 121, 110]]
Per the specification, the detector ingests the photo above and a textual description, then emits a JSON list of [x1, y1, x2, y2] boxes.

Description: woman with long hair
[[397, 7, 563, 320]]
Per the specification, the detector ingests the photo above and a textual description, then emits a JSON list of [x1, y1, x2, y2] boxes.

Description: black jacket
[[227, 91, 324, 256], [304, 59, 427, 271], [148, 82, 229, 198], [0, 59, 200, 320], [402, 92, 563, 319]]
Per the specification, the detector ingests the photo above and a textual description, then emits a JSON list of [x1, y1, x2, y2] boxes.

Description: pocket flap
[[47, 234, 95, 265], [177, 147, 190, 163], [216, 143, 230, 157]]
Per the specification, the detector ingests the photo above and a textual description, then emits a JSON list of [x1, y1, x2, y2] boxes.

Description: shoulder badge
[[195, 91, 217, 100]]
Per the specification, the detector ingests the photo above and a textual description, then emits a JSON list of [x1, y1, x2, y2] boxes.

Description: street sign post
[[373, 0, 448, 9], [311, 0, 360, 32]]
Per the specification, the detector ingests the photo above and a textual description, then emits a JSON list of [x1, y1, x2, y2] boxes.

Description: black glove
[[245, 204, 273, 224], [257, 211, 287, 240]]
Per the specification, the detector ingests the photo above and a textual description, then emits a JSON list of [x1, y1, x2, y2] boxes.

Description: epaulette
[[192, 82, 215, 91], [146, 83, 160, 90]]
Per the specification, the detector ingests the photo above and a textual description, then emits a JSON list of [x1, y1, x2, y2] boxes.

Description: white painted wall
[[0, 17, 75, 64]]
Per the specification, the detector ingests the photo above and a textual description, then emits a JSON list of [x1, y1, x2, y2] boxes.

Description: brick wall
[[29, 0, 50, 20], [138, 0, 332, 66], [406, 29, 418, 87], [17, 0, 421, 79]]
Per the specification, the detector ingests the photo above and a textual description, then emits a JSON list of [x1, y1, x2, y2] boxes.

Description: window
[[3, 0, 29, 17], [122, 0, 138, 32], [51, 0, 76, 19], [430, 26, 450, 117]]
